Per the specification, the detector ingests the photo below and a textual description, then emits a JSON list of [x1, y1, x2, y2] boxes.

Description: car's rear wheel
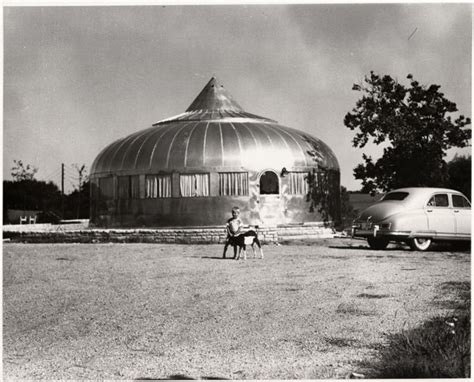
[[409, 237, 432, 251], [367, 237, 389, 250]]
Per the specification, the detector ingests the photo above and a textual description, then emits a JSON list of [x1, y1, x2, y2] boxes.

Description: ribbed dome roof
[[90, 77, 339, 175]]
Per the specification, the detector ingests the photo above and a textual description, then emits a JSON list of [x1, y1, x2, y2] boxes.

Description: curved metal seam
[[147, 123, 180, 168], [134, 127, 164, 170], [136, 124, 172, 170], [241, 122, 260, 153], [101, 140, 127, 173], [291, 129, 326, 168], [110, 130, 147, 173], [264, 124, 292, 151], [202, 122, 210, 166], [218, 122, 224, 167], [119, 129, 155, 170], [91, 141, 118, 174], [272, 124, 309, 167], [271, 124, 308, 166], [107, 136, 135, 171], [252, 122, 274, 153], [183, 121, 201, 167], [263, 124, 296, 166], [165, 122, 192, 169], [229, 122, 243, 167]]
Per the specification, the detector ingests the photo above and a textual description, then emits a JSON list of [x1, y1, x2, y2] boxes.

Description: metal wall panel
[[220, 122, 242, 167], [90, 77, 341, 227], [185, 122, 207, 168]]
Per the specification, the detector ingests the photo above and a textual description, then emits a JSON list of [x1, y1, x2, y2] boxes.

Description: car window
[[382, 192, 409, 201], [427, 194, 449, 207], [452, 194, 471, 208]]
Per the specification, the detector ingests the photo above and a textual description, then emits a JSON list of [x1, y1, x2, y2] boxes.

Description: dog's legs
[[252, 243, 257, 258], [255, 238, 264, 259], [235, 246, 242, 260], [233, 245, 238, 260], [243, 245, 247, 260]]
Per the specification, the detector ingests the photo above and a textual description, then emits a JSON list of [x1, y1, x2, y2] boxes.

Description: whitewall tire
[[409, 238, 432, 251]]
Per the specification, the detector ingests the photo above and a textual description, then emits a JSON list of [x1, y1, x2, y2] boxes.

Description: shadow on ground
[[329, 242, 470, 253], [199, 256, 228, 260], [136, 375, 228, 380]]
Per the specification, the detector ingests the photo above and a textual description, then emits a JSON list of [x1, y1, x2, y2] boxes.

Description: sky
[[3, 3, 472, 192]]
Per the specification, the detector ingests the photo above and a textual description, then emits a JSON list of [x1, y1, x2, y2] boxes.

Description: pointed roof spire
[[153, 77, 277, 125], [186, 77, 243, 112]]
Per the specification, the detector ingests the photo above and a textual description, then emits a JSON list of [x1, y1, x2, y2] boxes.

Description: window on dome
[[98, 177, 114, 200], [259, 171, 279, 195], [117, 175, 140, 199], [146, 175, 171, 198], [219, 172, 249, 196], [130, 176, 140, 199], [117, 176, 129, 199], [180, 174, 210, 197], [288, 172, 309, 195]]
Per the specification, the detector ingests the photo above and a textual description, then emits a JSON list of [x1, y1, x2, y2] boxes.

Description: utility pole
[[74, 164, 86, 219], [61, 163, 65, 220], [78, 169, 82, 219]]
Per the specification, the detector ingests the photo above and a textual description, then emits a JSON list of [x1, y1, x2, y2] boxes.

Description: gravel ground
[[3, 239, 470, 380]]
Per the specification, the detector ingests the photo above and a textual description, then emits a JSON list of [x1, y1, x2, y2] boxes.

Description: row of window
[[427, 193, 471, 208], [386, 192, 471, 208], [97, 171, 309, 199]]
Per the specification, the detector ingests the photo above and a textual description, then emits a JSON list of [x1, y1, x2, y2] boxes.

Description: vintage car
[[351, 187, 471, 251]]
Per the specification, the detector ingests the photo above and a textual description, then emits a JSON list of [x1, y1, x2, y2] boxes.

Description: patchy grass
[[432, 281, 471, 311], [365, 312, 470, 378], [363, 282, 470, 378], [336, 302, 376, 316], [439, 281, 471, 298], [324, 337, 361, 348]]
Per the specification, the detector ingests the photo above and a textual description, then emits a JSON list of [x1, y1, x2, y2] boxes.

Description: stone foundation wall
[[3, 224, 334, 244]]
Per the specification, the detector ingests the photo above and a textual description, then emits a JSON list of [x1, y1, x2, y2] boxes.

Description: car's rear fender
[[388, 210, 428, 232]]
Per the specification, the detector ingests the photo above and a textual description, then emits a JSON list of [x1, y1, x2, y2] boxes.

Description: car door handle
[[454, 210, 460, 213], [427, 209, 433, 212]]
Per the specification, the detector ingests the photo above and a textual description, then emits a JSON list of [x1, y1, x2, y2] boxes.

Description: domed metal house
[[90, 77, 340, 227]]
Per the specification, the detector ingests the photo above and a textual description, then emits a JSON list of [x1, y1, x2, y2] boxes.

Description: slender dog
[[229, 230, 264, 260]]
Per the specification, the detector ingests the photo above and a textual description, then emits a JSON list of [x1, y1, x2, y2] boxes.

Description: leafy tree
[[339, 186, 357, 229], [64, 180, 90, 219], [306, 166, 341, 226], [3, 179, 62, 223], [345, 72, 471, 194], [70, 164, 89, 219], [447, 155, 471, 199], [4, 160, 92, 223], [302, 135, 342, 226], [11, 160, 38, 181]]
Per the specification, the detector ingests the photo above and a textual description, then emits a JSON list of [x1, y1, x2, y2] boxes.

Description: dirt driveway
[[3, 239, 470, 379]]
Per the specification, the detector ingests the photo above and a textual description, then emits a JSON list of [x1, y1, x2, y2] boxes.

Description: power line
[[40, 169, 62, 183]]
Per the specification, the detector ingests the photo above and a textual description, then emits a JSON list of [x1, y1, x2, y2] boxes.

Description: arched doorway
[[258, 170, 282, 225], [259, 171, 279, 195]]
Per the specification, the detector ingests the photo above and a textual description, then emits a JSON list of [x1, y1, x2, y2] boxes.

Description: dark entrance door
[[258, 171, 282, 225]]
